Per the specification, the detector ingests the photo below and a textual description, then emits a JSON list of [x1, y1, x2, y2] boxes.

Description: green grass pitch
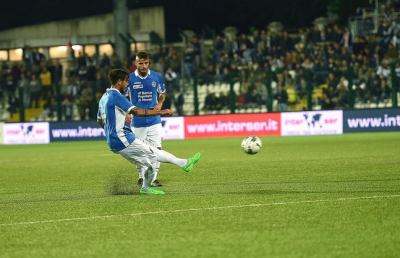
[[1, 132, 399, 258]]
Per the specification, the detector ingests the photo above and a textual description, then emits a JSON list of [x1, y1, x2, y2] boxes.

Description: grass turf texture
[[0, 132, 399, 258]]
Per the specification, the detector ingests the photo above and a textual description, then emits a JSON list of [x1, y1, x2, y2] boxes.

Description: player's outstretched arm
[[130, 108, 172, 116]]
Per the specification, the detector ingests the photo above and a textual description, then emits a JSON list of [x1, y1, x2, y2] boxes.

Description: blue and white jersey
[[127, 70, 166, 128], [97, 88, 136, 152]]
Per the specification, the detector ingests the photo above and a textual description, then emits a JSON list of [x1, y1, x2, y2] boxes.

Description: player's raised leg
[[151, 146, 201, 173]]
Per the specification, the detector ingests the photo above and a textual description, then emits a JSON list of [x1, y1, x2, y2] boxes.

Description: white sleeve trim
[[127, 106, 135, 113]]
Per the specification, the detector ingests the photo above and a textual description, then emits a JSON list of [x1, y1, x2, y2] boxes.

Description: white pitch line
[[1, 194, 399, 227]]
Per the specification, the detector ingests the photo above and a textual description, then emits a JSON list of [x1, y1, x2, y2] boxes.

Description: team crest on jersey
[[152, 81, 157, 88]]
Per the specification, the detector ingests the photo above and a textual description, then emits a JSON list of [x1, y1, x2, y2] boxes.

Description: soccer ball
[[241, 136, 262, 155]]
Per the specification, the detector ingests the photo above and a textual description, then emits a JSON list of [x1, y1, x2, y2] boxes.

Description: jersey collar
[[108, 87, 122, 94], [134, 69, 151, 79]]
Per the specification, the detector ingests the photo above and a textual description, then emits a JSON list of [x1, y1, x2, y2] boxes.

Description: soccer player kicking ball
[[97, 68, 201, 195]]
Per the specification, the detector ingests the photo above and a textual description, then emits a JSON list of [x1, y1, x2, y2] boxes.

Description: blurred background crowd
[[0, 0, 399, 121]]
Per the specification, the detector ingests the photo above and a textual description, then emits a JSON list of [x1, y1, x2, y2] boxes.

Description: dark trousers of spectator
[[174, 103, 184, 116], [183, 62, 194, 81], [6, 89, 16, 109], [30, 92, 40, 108], [0, 91, 4, 108], [42, 86, 52, 101]]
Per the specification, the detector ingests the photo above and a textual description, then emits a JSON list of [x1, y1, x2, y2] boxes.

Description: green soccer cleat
[[182, 152, 201, 173], [140, 187, 165, 195]]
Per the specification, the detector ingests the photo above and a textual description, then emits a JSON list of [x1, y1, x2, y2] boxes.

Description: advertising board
[[50, 118, 185, 142], [50, 121, 105, 141], [184, 113, 281, 138], [161, 117, 185, 140], [3, 122, 50, 144], [343, 108, 400, 133], [281, 111, 343, 136]]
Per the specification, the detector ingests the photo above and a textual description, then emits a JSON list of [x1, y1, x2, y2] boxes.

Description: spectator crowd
[[0, 0, 399, 121]]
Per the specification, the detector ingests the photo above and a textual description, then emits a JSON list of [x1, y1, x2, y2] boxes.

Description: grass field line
[[1, 194, 399, 227]]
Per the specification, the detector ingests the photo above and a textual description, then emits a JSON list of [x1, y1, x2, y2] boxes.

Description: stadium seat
[[7, 107, 44, 122]]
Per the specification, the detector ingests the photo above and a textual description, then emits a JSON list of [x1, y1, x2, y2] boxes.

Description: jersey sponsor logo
[[132, 82, 143, 89], [138, 91, 153, 102]]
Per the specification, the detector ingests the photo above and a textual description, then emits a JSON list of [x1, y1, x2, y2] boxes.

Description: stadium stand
[[0, 0, 399, 121]]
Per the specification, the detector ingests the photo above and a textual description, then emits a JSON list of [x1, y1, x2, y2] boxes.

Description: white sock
[[146, 168, 155, 187], [142, 168, 156, 189], [151, 161, 160, 182], [137, 166, 145, 179], [140, 169, 148, 188], [151, 171, 158, 183], [154, 149, 187, 167], [155, 161, 160, 172]]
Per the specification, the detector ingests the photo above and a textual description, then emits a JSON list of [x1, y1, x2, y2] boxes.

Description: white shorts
[[118, 138, 157, 170], [134, 123, 163, 149]]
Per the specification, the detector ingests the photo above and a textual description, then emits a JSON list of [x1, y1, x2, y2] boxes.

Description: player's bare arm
[[154, 93, 166, 111], [131, 107, 172, 116]]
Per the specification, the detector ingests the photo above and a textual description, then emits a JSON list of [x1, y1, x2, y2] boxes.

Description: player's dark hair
[[136, 51, 150, 60], [108, 68, 129, 85]]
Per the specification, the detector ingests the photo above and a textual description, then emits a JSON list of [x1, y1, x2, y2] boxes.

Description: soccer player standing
[[127, 51, 166, 187], [97, 68, 200, 195]]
